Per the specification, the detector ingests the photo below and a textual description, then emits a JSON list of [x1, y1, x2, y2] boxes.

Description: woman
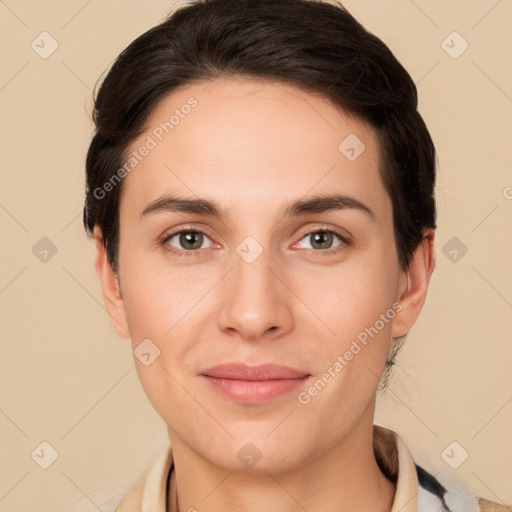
[[81, 0, 510, 511]]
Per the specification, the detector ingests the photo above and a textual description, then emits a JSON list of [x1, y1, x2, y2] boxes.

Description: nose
[[216, 246, 294, 342]]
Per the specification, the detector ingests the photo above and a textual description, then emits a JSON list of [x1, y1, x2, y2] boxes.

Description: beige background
[[0, 0, 511, 510]]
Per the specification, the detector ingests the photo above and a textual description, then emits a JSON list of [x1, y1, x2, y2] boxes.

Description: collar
[[115, 424, 419, 512]]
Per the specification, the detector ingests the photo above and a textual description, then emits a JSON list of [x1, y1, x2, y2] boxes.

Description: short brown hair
[[83, 0, 437, 387]]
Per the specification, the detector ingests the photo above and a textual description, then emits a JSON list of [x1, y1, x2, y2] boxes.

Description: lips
[[200, 362, 310, 380], [199, 363, 311, 404]]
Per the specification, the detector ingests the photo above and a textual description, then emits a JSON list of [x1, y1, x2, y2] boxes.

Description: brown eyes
[[160, 226, 350, 257]]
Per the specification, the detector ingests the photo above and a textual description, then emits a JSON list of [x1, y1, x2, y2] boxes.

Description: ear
[[391, 228, 436, 338], [93, 226, 131, 339]]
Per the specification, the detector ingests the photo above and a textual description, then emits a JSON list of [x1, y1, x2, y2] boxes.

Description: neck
[[167, 410, 396, 512]]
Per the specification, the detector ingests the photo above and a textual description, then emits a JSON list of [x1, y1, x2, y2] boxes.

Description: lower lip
[[201, 375, 310, 404]]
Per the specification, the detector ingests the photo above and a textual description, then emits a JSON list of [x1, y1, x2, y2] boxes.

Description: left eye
[[296, 230, 345, 251]]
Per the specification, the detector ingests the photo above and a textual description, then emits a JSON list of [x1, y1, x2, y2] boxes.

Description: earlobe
[[391, 229, 436, 338], [93, 227, 131, 339]]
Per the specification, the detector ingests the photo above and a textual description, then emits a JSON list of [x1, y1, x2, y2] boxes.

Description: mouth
[[199, 362, 311, 404]]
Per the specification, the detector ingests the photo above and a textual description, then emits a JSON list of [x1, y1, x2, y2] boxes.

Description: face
[[99, 76, 419, 473]]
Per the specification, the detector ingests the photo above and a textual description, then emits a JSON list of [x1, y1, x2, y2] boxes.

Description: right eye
[[161, 229, 214, 256]]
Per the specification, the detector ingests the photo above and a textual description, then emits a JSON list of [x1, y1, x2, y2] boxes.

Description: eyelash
[[159, 225, 351, 257]]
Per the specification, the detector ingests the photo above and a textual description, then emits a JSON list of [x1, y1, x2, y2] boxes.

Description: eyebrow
[[139, 193, 375, 221]]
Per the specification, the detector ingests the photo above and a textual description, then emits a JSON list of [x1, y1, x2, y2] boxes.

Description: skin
[[94, 76, 435, 512]]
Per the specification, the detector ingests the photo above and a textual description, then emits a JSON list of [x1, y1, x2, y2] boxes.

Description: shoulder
[[478, 498, 512, 512], [415, 463, 511, 512]]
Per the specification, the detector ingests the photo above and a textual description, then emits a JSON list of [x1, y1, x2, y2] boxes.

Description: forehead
[[119, 77, 390, 223]]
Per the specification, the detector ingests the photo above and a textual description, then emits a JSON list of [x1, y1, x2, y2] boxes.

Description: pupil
[[312, 231, 332, 249], [181, 232, 202, 250]]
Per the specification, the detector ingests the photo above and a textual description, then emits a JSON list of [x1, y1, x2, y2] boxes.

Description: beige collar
[[115, 424, 419, 512]]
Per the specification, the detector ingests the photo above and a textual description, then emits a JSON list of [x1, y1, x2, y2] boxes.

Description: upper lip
[[200, 363, 310, 381]]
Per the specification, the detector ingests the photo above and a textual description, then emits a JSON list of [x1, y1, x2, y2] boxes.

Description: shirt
[[64, 425, 511, 512]]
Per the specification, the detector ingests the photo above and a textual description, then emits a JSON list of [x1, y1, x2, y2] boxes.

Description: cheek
[[121, 267, 198, 420], [120, 251, 204, 340], [301, 256, 399, 335], [294, 252, 400, 396], [296, 269, 397, 424]]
